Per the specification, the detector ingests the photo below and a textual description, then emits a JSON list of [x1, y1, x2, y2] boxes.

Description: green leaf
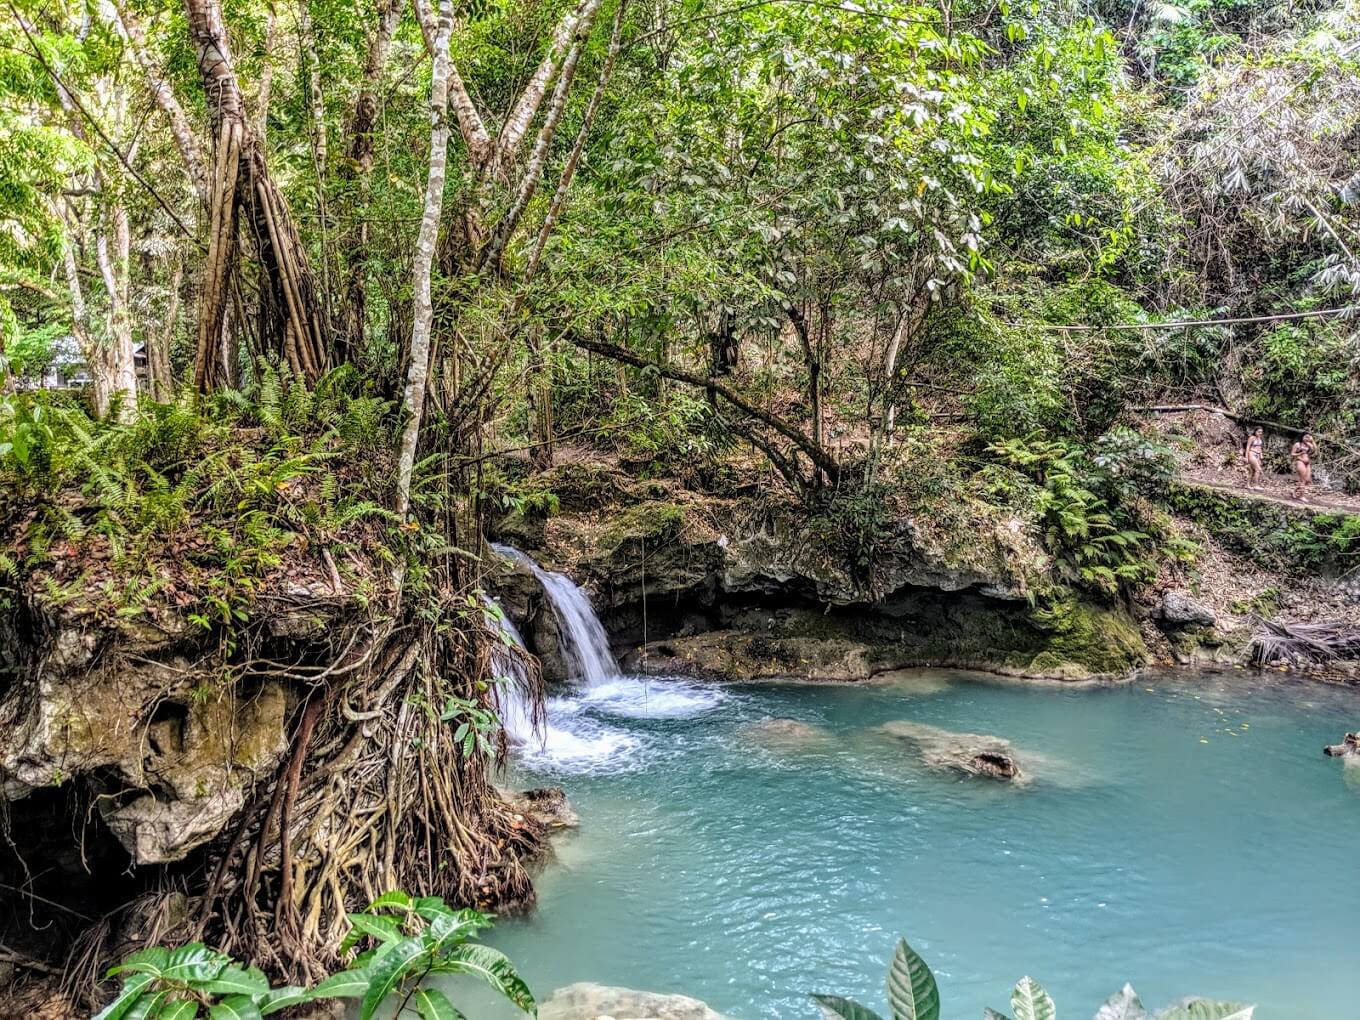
[[412, 987, 468, 1020], [309, 968, 373, 1001], [886, 939, 940, 1020], [122, 991, 169, 1020], [257, 985, 311, 1015], [162, 945, 229, 984], [437, 943, 535, 1012], [200, 965, 270, 997], [207, 996, 263, 1020], [342, 911, 404, 951], [1094, 985, 1148, 1020], [359, 936, 429, 1020], [1011, 977, 1055, 1020], [985, 1010, 1012, 1020], [1156, 1003, 1253, 1020], [155, 1001, 200, 1020], [366, 890, 414, 913], [109, 947, 171, 979], [92, 973, 158, 1020], [813, 995, 886, 1020]]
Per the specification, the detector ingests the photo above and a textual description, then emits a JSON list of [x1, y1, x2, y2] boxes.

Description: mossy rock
[[1016, 598, 1147, 678], [599, 500, 689, 552]]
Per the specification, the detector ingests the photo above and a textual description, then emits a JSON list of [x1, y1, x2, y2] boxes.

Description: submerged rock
[[540, 983, 731, 1020], [739, 717, 829, 748], [1324, 733, 1360, 758], [877, 719, 1025, 782], [503, 786, 580, 830]]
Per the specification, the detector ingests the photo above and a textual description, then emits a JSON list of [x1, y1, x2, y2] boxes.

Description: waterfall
[[482, 597, 537, 746], [487, 543, 725, 772], [489, 543, 619, 687]]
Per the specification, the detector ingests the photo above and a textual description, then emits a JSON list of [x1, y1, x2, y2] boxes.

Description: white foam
[[579, 677, 728, 719]]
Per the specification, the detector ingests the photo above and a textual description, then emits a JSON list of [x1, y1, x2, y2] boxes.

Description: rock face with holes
[[877, 720, 1027, 783], [0, 607, 294, 864]]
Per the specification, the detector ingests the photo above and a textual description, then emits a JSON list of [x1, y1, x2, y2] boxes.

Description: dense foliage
[[93, 892, 533, 1020]]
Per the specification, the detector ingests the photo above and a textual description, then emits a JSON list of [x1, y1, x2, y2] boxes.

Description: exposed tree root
[[187, 604, 547, 985]]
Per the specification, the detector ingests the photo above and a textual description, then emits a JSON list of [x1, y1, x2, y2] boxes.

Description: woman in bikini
[[1244, 427, 1265, 490], [1290, 433, 1317, 502]]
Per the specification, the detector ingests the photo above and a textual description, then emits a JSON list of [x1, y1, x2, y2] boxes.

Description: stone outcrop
[[0, 588, 349, 866], [1161, 590, 1217, 627], [1324, 733, 1360, 758], [489, 480, 1149, 682], [877, 720, 1026, 782], [502, 786, 581, 829], [540, 983, 732, 1020]]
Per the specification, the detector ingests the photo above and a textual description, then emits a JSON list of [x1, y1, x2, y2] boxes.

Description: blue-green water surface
[[481, 670, 1360, 1019]]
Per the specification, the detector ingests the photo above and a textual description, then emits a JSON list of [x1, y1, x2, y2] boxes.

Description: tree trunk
[[526, 325, 554, 470], [337, 0, 403, 360], [186, 0, 329, 390], [479, 0, 606, 272], [60, 232, 103, 416], [114, 1, 210, 206], [394, 0, 453, 525], [149, 262, 183, 399], [95, 202, 139, 418]]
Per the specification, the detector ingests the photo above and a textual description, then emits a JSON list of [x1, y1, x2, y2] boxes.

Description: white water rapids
[[486, 544, 724, 772]]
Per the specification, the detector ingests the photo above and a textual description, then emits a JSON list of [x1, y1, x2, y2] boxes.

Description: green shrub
[[91, 891, 534, 1020]]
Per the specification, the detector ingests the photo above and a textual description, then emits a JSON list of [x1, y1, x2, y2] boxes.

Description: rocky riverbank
[[488, 457, 1360, 685]]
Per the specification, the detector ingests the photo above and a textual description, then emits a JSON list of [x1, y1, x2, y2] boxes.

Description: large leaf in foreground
[[440, 942, 535, 1012], [309, 968, 373, 1000], [812, 994, 887, 1020], [412, 987, 469, 1020], [359, 936, 429, 1020], [1094, 985, 1148, 1020], [886, 939, 940, 1020], [1011, 977, 1056, 1020], [90, 972, 157, 1020], [207, 996, 264, 1020]]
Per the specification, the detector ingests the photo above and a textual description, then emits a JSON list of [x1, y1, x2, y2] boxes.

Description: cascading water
[[491, 543, 618, 687], [487, 543, 726, 772], [482, 597, 537, 746]]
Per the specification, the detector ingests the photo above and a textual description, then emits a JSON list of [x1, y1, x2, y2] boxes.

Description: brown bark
[[337, 0, 403, 359], [186, 0, 329, 390]]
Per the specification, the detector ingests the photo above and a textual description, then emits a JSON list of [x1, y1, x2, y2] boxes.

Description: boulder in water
[[877, 719, 1025, 782], [540, 983, 732, 1020], [503, 787, 580, 830], [740, 717, 828, 747], [1324, 733, 1360, 758]]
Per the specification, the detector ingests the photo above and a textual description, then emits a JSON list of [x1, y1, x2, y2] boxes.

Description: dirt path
[[1178, 470, 1360, 515]]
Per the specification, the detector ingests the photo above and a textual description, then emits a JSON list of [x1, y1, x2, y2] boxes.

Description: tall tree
[[185, 0, 329, 390]]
